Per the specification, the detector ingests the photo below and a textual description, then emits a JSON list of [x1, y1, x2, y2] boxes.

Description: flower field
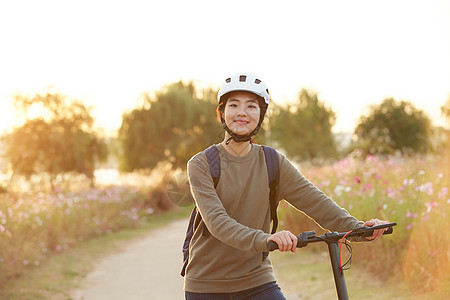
[[279, 150, 449, 295], [0, 167, 178, 288]]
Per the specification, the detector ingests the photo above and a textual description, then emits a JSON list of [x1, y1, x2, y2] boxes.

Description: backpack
[[181, 144, 280, 277]]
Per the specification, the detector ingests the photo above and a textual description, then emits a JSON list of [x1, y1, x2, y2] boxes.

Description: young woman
[[184, 73, 388, 299]]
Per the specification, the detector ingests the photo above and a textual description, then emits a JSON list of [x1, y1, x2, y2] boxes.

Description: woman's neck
[[221, 137, 252, 157]]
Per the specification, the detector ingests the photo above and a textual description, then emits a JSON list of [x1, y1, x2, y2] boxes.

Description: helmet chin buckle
[[222, 123, 256, 144]]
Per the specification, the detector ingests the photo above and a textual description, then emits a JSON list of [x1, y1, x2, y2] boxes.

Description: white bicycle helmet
[[217, 73, 270, 144], [217, 73, 270, 104]]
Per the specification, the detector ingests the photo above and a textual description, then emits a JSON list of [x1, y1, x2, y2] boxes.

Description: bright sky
[[1, 0, 449, 135]]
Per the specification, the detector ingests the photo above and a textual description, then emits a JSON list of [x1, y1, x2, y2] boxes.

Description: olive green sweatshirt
[[185, 144, 364, 293]]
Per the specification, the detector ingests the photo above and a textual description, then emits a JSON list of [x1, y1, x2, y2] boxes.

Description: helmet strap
[[222, 123, 254, 144]]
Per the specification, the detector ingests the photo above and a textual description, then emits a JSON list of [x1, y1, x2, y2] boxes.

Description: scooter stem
[[327, 241, 349, 300]]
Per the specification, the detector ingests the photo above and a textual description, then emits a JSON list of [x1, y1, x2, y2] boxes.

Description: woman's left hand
[[364, 218, 389, 240]]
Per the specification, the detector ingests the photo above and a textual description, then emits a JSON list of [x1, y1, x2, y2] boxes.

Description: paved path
[[71, 218, 301, 300], [71, 219, 187, 300]]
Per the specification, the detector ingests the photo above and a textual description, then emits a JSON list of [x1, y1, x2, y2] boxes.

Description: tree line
[[1, 81, 449, 188]]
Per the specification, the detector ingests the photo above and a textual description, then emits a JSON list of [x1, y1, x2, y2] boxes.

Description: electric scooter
[[268, 222, 397, 300]]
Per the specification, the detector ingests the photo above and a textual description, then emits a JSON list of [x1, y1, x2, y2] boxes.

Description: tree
[[3, 92, 107, 188], [353, 98, 432, 155], [440, 96, 450, 164], [118, 81, 222, 171], [441, 96, 450, 123], [270, 89, 338, 161]]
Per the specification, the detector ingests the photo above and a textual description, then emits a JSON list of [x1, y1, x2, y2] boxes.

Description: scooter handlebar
[[267, 223, 397, 251]]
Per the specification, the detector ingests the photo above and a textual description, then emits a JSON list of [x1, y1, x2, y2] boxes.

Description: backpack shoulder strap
[[205, 145, 220, 188], [181, 145, 221, 276], [262, 146, 279, 188], [181, 206, 197, 276], [262, 145, 280, 234]]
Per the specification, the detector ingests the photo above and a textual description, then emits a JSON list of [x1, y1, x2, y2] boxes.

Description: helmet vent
[[225, 78, 231, 83], [239, 75, 247, 82], [254, 79, 261, 84]]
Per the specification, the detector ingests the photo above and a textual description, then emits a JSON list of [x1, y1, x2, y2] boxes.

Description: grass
[[0, 208, 190, 300], [271, 246, 442, 300]]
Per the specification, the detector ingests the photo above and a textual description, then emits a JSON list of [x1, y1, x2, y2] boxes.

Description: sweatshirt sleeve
[[187, 153, 271, 252], [277, 153, 366, 240]]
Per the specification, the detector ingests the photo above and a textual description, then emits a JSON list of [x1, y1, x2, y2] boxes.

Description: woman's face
[[223, 91, 261, 136]]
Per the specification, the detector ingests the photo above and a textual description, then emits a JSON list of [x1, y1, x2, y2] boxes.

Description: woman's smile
[[234, 119, 249, 126]]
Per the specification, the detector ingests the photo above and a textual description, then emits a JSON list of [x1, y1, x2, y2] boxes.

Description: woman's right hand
[[267, 230, 298, 252]]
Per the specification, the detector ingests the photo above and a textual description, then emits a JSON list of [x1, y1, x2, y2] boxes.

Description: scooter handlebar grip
[[362, 226, 394, 237], [268, 241, 278, 251], [384, 226, 394, 235]]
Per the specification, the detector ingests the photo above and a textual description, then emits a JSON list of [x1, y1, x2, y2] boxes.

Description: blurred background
[[1, 0, 449, 136], [0, 0, 449, 299]]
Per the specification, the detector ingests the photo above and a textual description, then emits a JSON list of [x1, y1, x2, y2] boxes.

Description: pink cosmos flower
[[362, 183, 373, 192], [425, 202, 438, 213], [418, 182, 434, 195], [386, 187, 396, 198], [406, 212, 418, 218], [438, 187, 448, 199]]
